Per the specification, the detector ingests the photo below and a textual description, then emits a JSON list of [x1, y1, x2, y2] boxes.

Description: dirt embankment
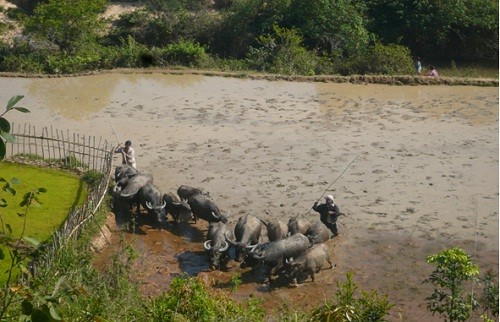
[[0, 68, 498, 87]]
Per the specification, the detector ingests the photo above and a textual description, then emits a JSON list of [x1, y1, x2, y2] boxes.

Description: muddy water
[[1, 73, 498, 321]]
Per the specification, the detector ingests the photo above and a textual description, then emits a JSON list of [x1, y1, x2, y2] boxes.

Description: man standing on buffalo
[[312, 195, 340, 237]]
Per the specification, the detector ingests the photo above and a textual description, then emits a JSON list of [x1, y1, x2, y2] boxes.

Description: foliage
[[366, 0, 499, 60], [82, 170, 104, 189], [477, 270, 499, 320], [0, 177, 52, 320], [423, 247, 479, 322], [309, 271, 394, 321], [0, 96, 30, 160], [230, 272, 242, 291], [284, 0, 371, 60], [156, 40, 211, 67], [150, 275, 265, 321], [247, 25, 318, 75], [23, 0, 106, 55], [346, 42, 415, 75]]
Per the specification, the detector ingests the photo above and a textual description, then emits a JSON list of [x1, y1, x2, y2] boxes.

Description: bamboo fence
[[5, 124, 114, 274]]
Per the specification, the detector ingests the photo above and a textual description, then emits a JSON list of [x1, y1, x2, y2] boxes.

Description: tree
[[284, 0, 370, 59], [365, 0, 499, 60], [23, 0, 106, 55], [423, 247, 479, 322]]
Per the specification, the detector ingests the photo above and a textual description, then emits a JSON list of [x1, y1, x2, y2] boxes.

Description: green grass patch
[[0, 162, 88, 284]]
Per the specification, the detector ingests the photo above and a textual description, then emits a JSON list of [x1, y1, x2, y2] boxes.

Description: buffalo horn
[[146, 201, 153, 209], [161, 200, 166, 209], [203, 240, 212, 251], [224, 232, 236, 246], [219, 240, 229, 252]]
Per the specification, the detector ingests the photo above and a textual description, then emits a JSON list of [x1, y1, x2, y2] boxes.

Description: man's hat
[[325, 195, 334, 202]]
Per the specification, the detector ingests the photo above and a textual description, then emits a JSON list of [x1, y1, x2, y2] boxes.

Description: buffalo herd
[[112, 165, 334, 286]]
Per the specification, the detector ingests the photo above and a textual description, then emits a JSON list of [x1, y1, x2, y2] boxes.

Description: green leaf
[[49, 306, 62, 321], [21, 299, 34, 315], [23, 236, 41, 248], [31, 307, 50, 322], [0, 130, 16, 143], [0, 139, 5, 160], [5, 186, 16, 196], [7, 95, 24, 110], [14, 107, 30, 113], [38, 187, 47, 193], [0, 117, 10, 132], [0, 198, 7, 207], [5, 223, 12, 235]]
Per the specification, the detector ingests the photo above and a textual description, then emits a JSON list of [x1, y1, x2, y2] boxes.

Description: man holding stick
[[312, 195, 341, 237], [114, 140, 137, 169]]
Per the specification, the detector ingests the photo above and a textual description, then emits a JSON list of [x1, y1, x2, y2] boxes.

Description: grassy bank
[[0, 67, 498, 87]]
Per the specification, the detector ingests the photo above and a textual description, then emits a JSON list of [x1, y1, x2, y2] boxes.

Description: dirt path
[[2, 73, 498, 321]]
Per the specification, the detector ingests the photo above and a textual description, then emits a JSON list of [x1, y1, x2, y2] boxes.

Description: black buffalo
[[287, 217, 311, 236], [177, 185, 209, 201], [248, 233, 311, 283], [262, 219, 288, 242], [162, 192, 192, 223], [306, 221, 330, 244], [226, 214, 263, 265], [204, 222, 232, 270], [287, 243, 333, 285], [187, 194, 228, 224]]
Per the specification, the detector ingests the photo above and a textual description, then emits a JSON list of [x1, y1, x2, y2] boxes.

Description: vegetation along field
[[0, 0, 498, 76]]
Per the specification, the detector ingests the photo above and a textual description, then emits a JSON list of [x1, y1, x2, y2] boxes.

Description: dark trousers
[[322, 220, 338, 236]]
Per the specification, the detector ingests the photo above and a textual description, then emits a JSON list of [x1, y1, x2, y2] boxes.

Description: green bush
[[0, 53, 45, 73], [309, 272, 394, 321], [155, 40, 211, 67], [150, 275, 264, 321], [246, 25, 318, 76], [81, 170, 104, 189], [368, 43, 414, 75], [330, 42, 414, 76]]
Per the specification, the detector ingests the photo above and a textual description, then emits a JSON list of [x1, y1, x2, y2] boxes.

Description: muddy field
[[2, 72, 498, 321]]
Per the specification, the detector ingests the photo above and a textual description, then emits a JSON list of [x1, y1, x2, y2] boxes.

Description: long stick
[[109, 121, 121, 143], [108, 121, 126, 164], [306, 154, 360, 215]]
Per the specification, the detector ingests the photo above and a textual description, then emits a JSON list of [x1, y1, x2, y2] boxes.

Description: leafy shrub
[[330, 42, 414, 76], [246, 25, 318, 75], [155, 40, 211, 67], [82, 170, 104, 189], [424, 247, 479, 322], [309, 272, 394, 321], [367, 43, 414, 75], [150, 275, 264, 321], [0, 53, 45, 74]]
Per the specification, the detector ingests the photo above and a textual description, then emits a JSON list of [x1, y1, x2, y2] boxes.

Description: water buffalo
[[287, 243, 333, 285], [287, 217, 311, 236], [177, 185, 209, 201], [162, 192, 192, 223], [135, 182, 166, 223], [262, 220, 288, 242], [248, 233, 311, 284], [114, 164, 138, 183], [204, 222, 232, 270], [306, 221, 330, 244], [226, 214, 263, 264], [116, 173, 153, 196], [187, 194, 228, 224]]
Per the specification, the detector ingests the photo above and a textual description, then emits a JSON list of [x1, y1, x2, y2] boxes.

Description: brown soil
[[3, 73, 498, 322]]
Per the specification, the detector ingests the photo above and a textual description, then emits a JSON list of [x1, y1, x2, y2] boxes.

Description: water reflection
[[24, 73, 206, 120]]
